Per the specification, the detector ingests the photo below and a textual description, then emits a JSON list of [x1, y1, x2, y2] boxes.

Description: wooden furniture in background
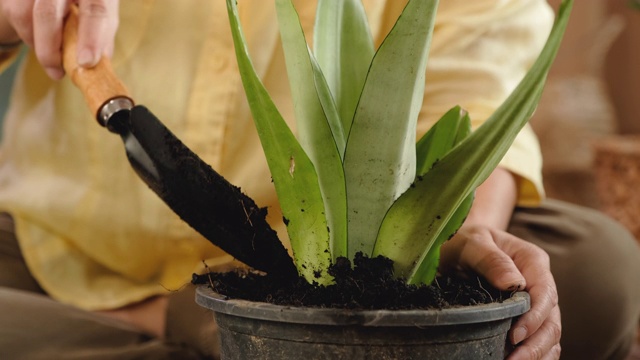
[[594, 135, 640, 242]]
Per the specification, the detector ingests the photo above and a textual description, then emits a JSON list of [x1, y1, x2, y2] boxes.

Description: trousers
[[1, 199, 639, 359]]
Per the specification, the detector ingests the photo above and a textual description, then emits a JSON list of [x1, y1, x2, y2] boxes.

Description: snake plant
[[225, 0, 573, 285]]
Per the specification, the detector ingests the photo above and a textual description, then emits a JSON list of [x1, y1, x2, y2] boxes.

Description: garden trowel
[[62, 7, 297, 281]]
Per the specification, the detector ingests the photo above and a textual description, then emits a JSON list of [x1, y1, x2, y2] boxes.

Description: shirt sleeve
[[417, 0, 555, 206]]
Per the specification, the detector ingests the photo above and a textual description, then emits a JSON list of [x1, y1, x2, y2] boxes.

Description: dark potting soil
[[192, 252, 513, 310]]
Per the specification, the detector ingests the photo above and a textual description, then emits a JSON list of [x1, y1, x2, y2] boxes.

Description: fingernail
[[507, 283, 523, 292], [78, 48, 97, 67], [45, 67, 64, 80], [512, 326, 527, 345]]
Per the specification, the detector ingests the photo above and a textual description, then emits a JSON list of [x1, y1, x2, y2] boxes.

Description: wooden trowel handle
[[62, 6, 133, 126]]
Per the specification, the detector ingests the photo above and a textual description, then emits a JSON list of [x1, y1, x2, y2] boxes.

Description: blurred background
[[530, 0, 640, 244], [529, 2, 640, 354], [0, 48, 22, 137]]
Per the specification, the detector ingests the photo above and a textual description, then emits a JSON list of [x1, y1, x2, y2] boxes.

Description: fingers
[[540, 345, 562, 360], [76, 0, 119, 66], [506, 237, 559, 347], [0, 1, 35, 45], [3, 0, 119, 80], [442, 226, 562, 360], [508, 305, 562, 360], [442, 226, 526, 291], [489, 232, 561, 359], [467, 230, 526, 291], [33, 0, 68, 79]]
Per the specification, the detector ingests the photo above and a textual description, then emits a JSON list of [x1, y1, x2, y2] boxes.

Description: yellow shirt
[[0, 0, 553, 310]]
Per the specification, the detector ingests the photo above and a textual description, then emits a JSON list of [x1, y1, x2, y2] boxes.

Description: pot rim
[[195, 286, 530, 327]]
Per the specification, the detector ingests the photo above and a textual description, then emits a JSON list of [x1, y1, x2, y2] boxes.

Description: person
[[0, 0, 638, 359]]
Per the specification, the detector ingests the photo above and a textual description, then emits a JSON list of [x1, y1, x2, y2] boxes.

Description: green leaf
[[412, 193, 474, 284], [308, 53, 345, 159], [373, 0, 574, 282], [411, 106, 473, 283], [226, 0, 332, 284], [409, 106, 473, 284], [415, 106, 471, 176], [343, 0, 438, 258], [275, 0, 348, 260], [314, 0, 374, 136]]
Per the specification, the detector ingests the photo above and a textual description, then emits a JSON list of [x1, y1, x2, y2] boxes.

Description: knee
[[543, 202, 640, 359], [575, 206, 640, 280]]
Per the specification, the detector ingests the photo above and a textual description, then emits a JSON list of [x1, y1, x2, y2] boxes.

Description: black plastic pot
[[196, 286, 529, 360]]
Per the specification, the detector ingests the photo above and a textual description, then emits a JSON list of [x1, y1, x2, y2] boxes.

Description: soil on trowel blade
[[192, 253, 514, 310]]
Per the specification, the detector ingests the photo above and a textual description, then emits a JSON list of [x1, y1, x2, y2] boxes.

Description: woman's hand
[[441, 225, 562, 360], [0, 0, 119, 79], [440, 167, 562, 359]]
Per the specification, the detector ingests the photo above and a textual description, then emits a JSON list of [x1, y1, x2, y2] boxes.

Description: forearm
[[464, 166, 517, 231]]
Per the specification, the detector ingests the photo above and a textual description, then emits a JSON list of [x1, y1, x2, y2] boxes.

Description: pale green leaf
[[416, 105, 471, 176], [410, 106, 473, 284], [343, 0, 438, 258], [226, 0, 332, 284], [373, 0, 573, 282], [308, 52, 345, 159], [275, 0, 348, 260], [412, 193, 474, 285], [314, 0, 374, 135]]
